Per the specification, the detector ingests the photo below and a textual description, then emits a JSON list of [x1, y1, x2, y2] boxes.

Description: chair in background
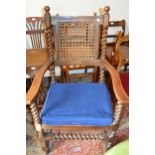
[[114, 34, 129, 72], [62, 65, 98, 82], [109, 33, 129, 97], [107, 20, 125, 45], [26, 16, 63, 86], [26, 17, 53, 109], [26, 6, 128, 154], [106, 20, 126, 63], [112, 34, 129, 118], [115, 34, 129, 96], [26, 17, 50, 77]]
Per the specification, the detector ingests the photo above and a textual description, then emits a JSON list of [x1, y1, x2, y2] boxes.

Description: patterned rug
[[26, 108, 128, 155], [50, 140, 106, 155]]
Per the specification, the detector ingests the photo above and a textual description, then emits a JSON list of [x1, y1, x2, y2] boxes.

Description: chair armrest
[[102, 59, 129, 104], [26, 61, 51, 105]]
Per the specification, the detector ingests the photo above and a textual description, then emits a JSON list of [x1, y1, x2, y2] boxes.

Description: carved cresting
[[44, 6, 56, 83], [99, 6, 110, 83]]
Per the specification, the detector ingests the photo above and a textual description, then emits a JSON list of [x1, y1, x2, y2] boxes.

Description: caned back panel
[[26, 17, 46, 49], [51, 16, 103, 61]]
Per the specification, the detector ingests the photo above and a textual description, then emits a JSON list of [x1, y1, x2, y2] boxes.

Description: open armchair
[[26, 6, 128, 154]]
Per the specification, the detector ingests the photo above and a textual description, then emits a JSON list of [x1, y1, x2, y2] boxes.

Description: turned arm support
[[26, 60, 52, 105], [102, 59, 129, 104]]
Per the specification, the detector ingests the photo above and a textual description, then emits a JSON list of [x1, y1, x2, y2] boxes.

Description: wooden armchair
[[26, 6, 128, 154]]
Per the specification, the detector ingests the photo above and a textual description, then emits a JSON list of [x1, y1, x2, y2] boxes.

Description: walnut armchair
[[26, 6, 128, 154]]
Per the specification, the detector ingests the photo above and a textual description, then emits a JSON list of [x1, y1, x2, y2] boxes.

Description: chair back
[[26, 17, 47, 49], [44, 6, 110, 63], [26, 17, 50, 74], [53, 16, 102, 60]]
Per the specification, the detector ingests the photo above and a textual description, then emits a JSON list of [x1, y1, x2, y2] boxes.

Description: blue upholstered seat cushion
[[41, 83, 113, 126]]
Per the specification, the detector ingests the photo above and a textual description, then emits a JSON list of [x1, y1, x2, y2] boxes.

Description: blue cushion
[[41, 83, 113, 126]]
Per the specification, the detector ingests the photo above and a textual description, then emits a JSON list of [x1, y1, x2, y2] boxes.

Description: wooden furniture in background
[[108, 20, 125, 44], [106, 20, 126, 63], [26, 17, 64, 84], [62, 65, 98, 82], [26, 6, 128, 154], [26, 17, 52, 108], [26, 17, 50, 77], [106, 33, 129, 114], [114, 34, 129, 96], [115, 34, 129, 119], [112, 33, 129, 71]]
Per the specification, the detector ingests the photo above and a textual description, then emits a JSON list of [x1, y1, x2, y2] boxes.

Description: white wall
[[26, 0, 129, 34]]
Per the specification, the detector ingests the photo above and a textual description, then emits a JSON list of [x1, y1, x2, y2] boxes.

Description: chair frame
[[112, 33, 129, 71], [62, 65, 98, 82], [107, 20, 125, 45], [105, 20, 125, 64], [26, 6, 128, 154]]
